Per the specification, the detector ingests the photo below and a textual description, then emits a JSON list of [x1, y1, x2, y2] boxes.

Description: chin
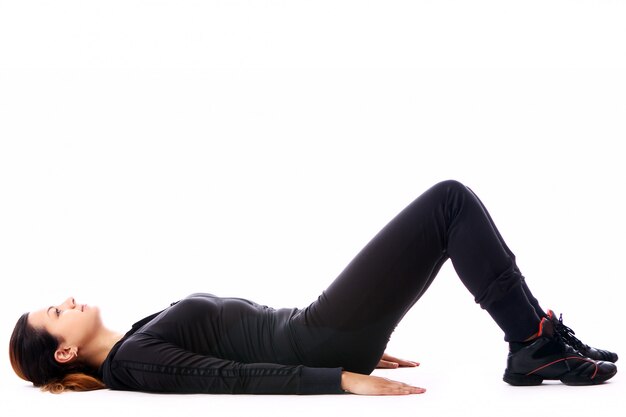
[[84, 304, 100, 318], [89, 306, 104, 326]]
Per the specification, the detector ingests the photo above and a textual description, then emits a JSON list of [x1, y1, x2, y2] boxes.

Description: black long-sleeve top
[[97, 293, 345, 394]]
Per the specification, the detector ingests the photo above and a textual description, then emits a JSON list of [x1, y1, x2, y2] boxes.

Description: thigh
[[290, 181, 454, 371]]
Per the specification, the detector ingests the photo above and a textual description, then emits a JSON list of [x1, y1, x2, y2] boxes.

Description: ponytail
[[41, 373, 106, 393]]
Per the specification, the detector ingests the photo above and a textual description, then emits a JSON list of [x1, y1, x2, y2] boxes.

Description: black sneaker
[[503, 317, 617, 386], [547, 309, 618, 363]]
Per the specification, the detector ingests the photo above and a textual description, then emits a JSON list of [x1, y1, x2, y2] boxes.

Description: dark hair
[[9, 313, 106, 393]]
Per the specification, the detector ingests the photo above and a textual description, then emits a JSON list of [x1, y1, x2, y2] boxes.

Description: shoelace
[[547, 320, 576, 355], [555, 313, 590, 351]]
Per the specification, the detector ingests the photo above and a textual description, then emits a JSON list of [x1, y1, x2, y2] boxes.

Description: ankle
[[509, 324, 542, 353]]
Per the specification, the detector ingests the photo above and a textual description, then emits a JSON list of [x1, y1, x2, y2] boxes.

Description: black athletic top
[[97, 293, 345, 394]]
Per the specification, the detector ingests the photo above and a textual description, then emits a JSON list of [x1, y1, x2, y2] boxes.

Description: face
[[27, 297, 103, 361]]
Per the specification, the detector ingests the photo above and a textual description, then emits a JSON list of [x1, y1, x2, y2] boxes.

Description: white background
[[1, 1, 624, 416]]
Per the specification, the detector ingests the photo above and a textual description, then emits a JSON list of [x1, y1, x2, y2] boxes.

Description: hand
[[341, 371, 426, 395], [376, 352, 420, 369]]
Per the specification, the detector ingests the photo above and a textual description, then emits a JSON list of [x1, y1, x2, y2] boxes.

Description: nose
[[62, 297, 76, 309]]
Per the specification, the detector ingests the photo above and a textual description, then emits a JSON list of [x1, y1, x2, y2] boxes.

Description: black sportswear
[[98, 293, 345, 394], [97, 180, 557, 394]]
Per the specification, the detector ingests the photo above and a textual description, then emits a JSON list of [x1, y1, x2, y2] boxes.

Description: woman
[[10, 180, 618, 395]]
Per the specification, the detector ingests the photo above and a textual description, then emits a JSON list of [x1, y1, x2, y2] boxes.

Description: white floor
[[2, 353, 622, 417]]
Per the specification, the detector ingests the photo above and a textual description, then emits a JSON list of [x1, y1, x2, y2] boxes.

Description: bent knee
[[430, 179, 469, 195]]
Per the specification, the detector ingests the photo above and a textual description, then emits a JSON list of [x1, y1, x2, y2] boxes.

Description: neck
[[81, 327, 124, 369]]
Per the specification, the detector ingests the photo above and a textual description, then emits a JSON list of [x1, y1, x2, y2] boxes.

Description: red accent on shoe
[[537, 317, 546, 337], [526, 356, 599, 379]]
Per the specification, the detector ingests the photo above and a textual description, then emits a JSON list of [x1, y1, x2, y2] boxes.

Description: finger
[[377, 360, 399, 369], [385, 355, 419, 367], [395, 383, 426, 395], [397, 358, 420, 367], [384, 384, 426, 395], [377, 377, 424, 393], [382, 353, 417, 366]]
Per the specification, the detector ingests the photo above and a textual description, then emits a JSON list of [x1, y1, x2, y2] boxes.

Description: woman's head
[[9, 297, 107, 393]]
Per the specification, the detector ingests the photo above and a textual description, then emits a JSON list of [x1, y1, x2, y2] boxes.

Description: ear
[[54, 346, 78, 364]]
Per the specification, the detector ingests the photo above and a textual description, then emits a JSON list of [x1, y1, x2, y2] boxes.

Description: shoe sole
[[503, 367, 617, 386]]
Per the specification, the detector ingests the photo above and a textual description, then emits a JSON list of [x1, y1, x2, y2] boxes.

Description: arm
[[105, 334, 344, 395]]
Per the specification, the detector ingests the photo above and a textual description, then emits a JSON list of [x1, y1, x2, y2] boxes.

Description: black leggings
[[289, 180, 544, 374]]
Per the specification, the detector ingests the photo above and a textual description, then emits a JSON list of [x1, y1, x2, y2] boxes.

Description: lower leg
[[440, 181, 541, 341], [520, 278, 546, 318], [465, 186, 547, 318]]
